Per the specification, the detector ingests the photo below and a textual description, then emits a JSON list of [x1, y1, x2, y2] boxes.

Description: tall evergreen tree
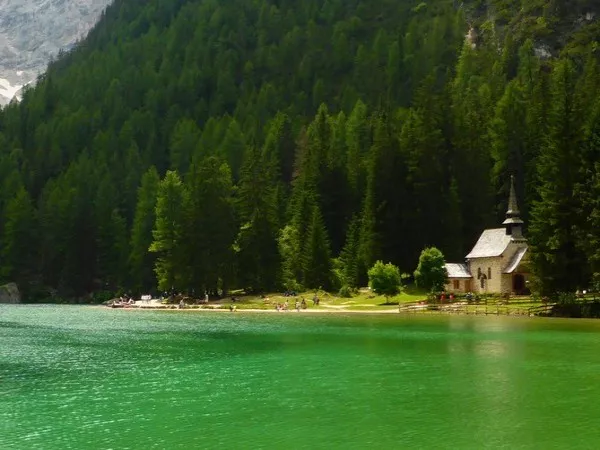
[[490, 80, 527, 220], [169, 119, 200, 175], [529, 60, 588, 294], [345, 100, 370, 202], [184, 157, 236, 294], [94, 175, 128, 291], [129, 166, 160, 293], [218, 119, 246, 182], [338, 214, 360, 288], [302, 206, 333, 290], [451, 41, 495, 248], [149, 170, 187, 292], [235, 146, 280, 292], [574, 96, 600, 290], [0, 187, 37, 290]]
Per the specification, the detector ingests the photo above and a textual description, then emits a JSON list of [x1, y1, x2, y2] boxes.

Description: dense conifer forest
[[0, 0, 599, 300]]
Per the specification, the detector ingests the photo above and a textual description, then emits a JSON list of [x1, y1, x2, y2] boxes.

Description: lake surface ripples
[[1, 305, 600, 449]]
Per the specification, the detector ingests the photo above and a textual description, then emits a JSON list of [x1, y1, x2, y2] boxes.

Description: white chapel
[[444, 177, 529, 295]]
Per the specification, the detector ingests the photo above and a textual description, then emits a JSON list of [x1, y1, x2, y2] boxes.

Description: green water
[[1, 307, 600, 449]]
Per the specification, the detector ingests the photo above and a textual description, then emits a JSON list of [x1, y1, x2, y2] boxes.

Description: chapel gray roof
[[465, 228, 512, 259], [445, 263, 472, 279], [503, 247, 528, 274]]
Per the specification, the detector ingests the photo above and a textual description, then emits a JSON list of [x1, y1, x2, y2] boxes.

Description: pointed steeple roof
[[503, 175, 524, 225], [506, 175, 520, 216]]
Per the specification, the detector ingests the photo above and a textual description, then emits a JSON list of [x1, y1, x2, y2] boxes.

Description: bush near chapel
[[414, 247, 448, 292], [368, 261, 402, 298]]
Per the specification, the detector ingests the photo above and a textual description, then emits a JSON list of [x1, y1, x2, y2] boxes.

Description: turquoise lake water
[[1, 305, 600, 449]]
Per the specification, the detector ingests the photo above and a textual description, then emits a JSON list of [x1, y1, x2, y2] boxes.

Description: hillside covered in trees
[[0, 0, 599, 300]]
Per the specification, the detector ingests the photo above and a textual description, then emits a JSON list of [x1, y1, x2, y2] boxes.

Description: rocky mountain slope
[[0, 0, 111, 105]]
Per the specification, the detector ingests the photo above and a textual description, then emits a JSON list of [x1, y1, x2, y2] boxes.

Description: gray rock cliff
[[0, 0, 111, 105], [0, 282, 20, 303]]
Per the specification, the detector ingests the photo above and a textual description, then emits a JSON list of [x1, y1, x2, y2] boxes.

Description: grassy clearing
[[166, 288, 549, 315], [206, 286, 429, 311]]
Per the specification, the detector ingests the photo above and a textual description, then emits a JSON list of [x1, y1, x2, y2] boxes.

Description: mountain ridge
[[0, 0, 111, 105]]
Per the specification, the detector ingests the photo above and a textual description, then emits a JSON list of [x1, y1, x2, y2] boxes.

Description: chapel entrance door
[[465, 280, 472, 292], [512, 274, 526, 294]]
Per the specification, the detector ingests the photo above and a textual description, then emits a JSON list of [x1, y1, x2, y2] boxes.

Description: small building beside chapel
[[444, 177, 529, 295]]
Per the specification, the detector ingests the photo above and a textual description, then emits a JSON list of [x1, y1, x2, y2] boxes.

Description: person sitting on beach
[[301, 298, 307, 309]]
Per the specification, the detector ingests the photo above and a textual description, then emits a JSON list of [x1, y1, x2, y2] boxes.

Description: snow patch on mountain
[[0, 77, 22, 103], [0, 0, 112, 105]]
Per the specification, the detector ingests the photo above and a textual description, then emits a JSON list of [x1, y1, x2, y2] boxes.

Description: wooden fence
[[398, 302, 555, 317]]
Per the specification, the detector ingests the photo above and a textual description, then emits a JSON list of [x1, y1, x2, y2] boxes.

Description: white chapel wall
[[468, 257, 505, 294]]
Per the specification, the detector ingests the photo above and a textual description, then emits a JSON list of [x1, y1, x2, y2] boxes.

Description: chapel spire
[[506, 175, 520, 216], [502, 175, 525, 240]]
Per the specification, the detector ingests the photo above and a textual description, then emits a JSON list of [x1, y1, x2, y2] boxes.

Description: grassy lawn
[[168, 288, 561, 315], [200, 286, 429, 311]]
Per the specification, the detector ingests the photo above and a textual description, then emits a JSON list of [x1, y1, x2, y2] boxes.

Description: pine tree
[[338, 214, 360, 288], [278, 224, 302, 291], [490, 80, 527, 220], [94, 175, 128, 291], [262, 112, 295, 185], [519, 40, 548, 218], [400, 107, 447, 259], [574, 96, 600, 290], [320, 111, 351, 253], [302, 206, 332, 290], [284, 106, 331, 284], [345, 100, 370, 201], [183, 157, 236, 294], [0, 187, 37, 289], [451, 41, 495, 246], [358, 115, 405, 275], [218, 119, 246, 182], [235, 146, 280, 292], [169, 118, 200, 175], [529, 59, 588, 294], [149, 170, 187, 292], [129, 166, 160, 293]]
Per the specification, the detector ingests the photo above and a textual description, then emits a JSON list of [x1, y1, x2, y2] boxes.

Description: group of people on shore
[[276, 298, 308, 311], [117, 296, 135, 305]]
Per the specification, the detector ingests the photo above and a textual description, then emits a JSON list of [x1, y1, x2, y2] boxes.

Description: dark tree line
[[0, 0, 599, 300]]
